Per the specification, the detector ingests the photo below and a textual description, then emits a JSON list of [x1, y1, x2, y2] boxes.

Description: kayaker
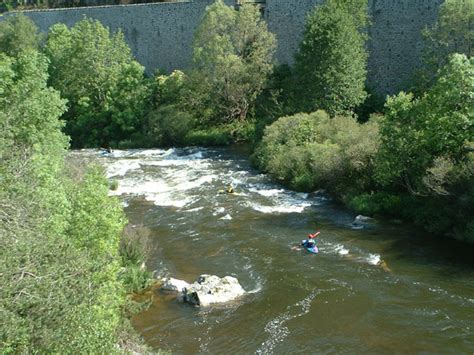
[[303, 231, 320, 248]]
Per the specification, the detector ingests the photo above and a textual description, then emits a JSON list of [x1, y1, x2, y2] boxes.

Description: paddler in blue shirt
[[303, 231, 320, 248]]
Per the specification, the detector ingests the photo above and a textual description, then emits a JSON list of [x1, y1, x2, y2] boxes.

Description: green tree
[[376, 54, 473, 193], [0, 50, 69, 237], [294, 0, 368, 116], [0, 14, 42, 58], [0, 49, 145, 352], [418, 0, 474, 90], [187, 0, 276, 123], [45, 18, 150, 148]]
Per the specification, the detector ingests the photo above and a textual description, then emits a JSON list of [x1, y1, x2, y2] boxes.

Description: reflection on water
[[74, 147, 474, 353]]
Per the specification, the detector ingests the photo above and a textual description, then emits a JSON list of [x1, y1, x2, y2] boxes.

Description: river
[[84, 146, 474, 353]]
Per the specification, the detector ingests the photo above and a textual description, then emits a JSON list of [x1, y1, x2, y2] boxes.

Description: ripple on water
[[255, 289, 326, 354]]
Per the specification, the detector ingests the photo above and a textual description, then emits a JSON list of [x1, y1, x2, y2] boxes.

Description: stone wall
[[3, 0, 444, 95]]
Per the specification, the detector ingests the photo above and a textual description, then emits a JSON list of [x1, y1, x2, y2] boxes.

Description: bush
[[348, 192, 402, 216], [184, 126, 233, 147], [0, 50, 151, 352], [146, 105, 197, 147], [376, 54, 473, 192], [253, 110, 380, 195]]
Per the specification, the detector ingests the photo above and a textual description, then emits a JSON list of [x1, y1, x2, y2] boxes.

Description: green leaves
[[0, 15, 41, 58], [376, 54, 474, 193], [294, 0, 368, 116], [253, 110, 380, 193], [0, 49, 145, 352], [45, 18, 150, 148], [418, 0, 474, 91], [188, 0, 276, 123]]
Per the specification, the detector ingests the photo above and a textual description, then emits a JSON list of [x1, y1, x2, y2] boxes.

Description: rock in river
[[160, 277, 190, 293], [351, 215, 376, 229], [183, 274, 246, 306], [160, 274, 246, 306]]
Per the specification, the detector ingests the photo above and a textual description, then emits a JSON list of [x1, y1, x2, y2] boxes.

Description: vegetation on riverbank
[[253, 0, 473, 242], [0, 26, 153, 354]]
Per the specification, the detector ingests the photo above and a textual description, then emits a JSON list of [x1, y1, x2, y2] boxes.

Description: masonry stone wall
[[4, 0, 444, 95]]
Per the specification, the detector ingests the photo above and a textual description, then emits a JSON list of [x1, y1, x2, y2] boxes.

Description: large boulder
[[182, 274, 245, 306]]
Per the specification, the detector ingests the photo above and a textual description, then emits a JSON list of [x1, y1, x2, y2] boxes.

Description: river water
[[86, 146, 473, 353]]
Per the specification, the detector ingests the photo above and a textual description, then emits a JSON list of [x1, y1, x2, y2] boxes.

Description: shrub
[[146, 105, 197, 147], [184, 126, 233, 146], [253, 110, 380, 195], [376, 54, 473, 193], [119, 225, 154, 295], [348, 192, 402, 216]]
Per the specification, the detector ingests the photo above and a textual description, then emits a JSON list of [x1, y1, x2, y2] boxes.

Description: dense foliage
[[294, 0, 368, 116], [370, 54, 473, 241], [376, 54, 473, 193], [253, 111, 380, 194], [0, 40, 150, 353], [186, 0, 276, 124], [45, 18, 150, 148], [417, 0, 474, 91], [0, 15, 41, 57]]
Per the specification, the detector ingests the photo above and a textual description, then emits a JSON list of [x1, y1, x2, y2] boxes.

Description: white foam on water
[[135, 148, 174, 157], [335, 244, 350, 255], [184, 207, 204, 213], [106, 160, 141, 177], [109, 177, 197, 208], [174, 174, 215, 191], [366, 253, 381, 265], [213, 207, 226, 216], [220, 214, 233, 220], [296, 192, 309, 199], [250, 202, 311, 214], [140, 158, 211, 168], [249, 188, 284, 197], [105, 149, 129, 158]]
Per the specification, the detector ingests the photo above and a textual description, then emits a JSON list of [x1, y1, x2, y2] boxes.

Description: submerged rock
[[354, 215, 374, 223], [351, 215, 376, 229], [183, 274, 246, 306]]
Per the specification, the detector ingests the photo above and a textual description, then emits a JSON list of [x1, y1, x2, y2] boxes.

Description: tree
[[376, 54, 473, 193], [294, 0, 368, 116], [0, 50, 136, 353], [45, 18, 150, 147], [187, 0, 276, 123], [418, 0, 474, 91], [0, 14, 42, 58]]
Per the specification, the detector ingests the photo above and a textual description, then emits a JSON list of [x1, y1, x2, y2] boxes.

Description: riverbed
[[80, 147, 474, 353]]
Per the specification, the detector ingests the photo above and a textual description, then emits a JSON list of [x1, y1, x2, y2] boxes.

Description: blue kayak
[[301, 240, 319, 254]]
